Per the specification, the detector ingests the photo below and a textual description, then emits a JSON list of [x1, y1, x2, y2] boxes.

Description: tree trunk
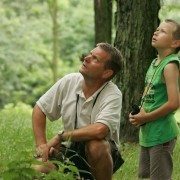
[[48, 0, 59, 83], [94, 0, 112, 44], [114, 0, 160, 142]]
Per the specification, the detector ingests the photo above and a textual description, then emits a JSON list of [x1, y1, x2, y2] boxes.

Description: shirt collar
[[76, 81, 109, 101]]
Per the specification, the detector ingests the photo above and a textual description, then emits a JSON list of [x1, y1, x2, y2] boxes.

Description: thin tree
[[94, 0, 112, 44], [48, 0, 59, 83], [114, 0, 160, 142]]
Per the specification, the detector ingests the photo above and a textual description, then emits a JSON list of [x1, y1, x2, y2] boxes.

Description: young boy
[[129, 19, 180, 180]]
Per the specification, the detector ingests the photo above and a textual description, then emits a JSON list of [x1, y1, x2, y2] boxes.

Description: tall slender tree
[[114, 0, 160, 142], [94, 0, 112, 44], [48, 0, 59, 83]]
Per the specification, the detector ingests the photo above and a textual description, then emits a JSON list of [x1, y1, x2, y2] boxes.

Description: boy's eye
[[156, 28, 159, 32]]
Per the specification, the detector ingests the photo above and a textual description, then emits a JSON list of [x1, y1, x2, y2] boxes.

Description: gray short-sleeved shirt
[[37, 73, 122, 145]]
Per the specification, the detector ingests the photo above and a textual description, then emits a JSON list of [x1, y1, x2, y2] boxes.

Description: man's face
[[151, 22, 177, 50], [79, 46, 111, 80]]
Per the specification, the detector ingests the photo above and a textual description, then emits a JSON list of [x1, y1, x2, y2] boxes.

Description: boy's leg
[[138, 146, 150, 179], [149, 138, 176, 180]]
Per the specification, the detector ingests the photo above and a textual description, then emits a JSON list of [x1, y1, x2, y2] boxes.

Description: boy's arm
[[130, 63, 179, 125]]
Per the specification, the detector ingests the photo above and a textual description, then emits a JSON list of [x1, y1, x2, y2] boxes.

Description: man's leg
[[85, 139, 113, 180], [67, 142, 94, 179]]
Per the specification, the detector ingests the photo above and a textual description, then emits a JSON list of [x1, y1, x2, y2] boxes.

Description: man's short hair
[[96, 42, 123, 80]]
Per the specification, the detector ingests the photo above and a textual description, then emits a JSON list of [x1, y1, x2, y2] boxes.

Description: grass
[[0, 103, 179, 179], [175, 109, 180, 124]]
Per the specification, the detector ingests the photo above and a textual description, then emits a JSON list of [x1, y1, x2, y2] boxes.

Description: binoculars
[[131, 104, 140, 115]]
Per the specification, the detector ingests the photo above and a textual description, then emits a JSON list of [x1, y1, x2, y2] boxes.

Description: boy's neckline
[[153, 53, 174, 67]]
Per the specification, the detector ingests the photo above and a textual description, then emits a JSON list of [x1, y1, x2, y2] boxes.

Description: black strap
[[74, 94, 79, 129], [74, 83, 108, 129]]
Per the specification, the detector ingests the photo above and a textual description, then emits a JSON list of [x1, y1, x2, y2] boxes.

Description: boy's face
[[151, 21, 178, 51]]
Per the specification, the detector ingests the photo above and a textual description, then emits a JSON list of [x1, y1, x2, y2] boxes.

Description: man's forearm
[[32, 104, 47, 146], [47, 135, 61, 148], [62, 123, 109, 142]]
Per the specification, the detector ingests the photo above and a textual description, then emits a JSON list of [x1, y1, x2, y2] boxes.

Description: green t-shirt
[[140, 54, 180, 147]]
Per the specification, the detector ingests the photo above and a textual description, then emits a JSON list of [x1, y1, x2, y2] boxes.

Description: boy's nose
[[154, 31, 158, 36]]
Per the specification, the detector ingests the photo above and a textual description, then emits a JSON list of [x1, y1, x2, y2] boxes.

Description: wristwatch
[[58, 130, 64, 141]]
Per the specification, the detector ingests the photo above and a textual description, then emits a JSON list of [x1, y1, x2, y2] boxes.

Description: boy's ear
[[171, 39, 180, 49]]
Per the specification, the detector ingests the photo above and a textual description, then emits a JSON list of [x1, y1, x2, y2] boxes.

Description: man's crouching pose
[[32, 43, 124, 180]]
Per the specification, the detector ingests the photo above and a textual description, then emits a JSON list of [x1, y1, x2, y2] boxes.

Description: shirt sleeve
[[36, 78, 65, 121], [95, 92, 122, 137]]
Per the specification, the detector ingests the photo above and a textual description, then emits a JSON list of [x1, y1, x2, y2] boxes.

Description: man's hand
[[36, 143, 50, 162]]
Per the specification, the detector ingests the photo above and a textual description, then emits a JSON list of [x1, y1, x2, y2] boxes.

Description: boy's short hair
[[165, 19, 180, 53]]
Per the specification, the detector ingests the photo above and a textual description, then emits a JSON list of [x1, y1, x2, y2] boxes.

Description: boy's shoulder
[[165, 54, 180, 68]]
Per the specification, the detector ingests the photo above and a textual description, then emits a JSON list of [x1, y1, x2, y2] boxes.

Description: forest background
[[0, 0, 179, 179]]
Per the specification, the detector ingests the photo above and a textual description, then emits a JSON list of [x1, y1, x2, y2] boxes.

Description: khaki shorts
[[138, 138, 176, 180]]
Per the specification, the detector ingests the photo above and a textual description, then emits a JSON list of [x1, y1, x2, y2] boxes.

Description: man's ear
[[171, 39, 180, 49], [103, 69, 113, 79]]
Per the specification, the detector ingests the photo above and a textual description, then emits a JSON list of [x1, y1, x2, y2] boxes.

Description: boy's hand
[[129, 108, 146, 126]]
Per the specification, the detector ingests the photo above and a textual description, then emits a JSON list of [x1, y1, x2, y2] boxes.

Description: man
[[32, 43, 123, 180]]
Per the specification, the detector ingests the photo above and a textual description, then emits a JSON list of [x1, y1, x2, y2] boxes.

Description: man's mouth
[[82, 63, 87, 68]]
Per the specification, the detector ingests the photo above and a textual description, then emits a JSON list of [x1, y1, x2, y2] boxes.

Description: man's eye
[[93, 57, 100, 62]]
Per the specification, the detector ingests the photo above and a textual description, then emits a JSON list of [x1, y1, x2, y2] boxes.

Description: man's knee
[[85, 140, 110, 160]]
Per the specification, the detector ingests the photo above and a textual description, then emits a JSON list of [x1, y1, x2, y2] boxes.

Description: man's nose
[[84, 55, 91, 63]]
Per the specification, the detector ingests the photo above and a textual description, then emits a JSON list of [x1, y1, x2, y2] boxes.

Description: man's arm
[[47, 122, 109, 147], [61, 123, 109, 142], [32, 104, 49, 161]]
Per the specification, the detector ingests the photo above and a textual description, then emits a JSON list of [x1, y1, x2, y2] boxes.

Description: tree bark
[[114, 0, 160, 142], [94, 0, 112, 44]]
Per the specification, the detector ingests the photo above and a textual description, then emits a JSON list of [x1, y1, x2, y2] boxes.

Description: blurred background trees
[[159, 0, 180, 21], [0, 0, 179, 141], [0, 0, 94, 107]]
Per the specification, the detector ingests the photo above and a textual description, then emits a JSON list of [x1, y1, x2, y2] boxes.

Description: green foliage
[[0, 103, 34, 173], [159, 0, 180, 21], [175, 109, 180, 124], [0, 104, 179, 179], [0, 103, 79, 179], [0, 0, 94, 108]]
